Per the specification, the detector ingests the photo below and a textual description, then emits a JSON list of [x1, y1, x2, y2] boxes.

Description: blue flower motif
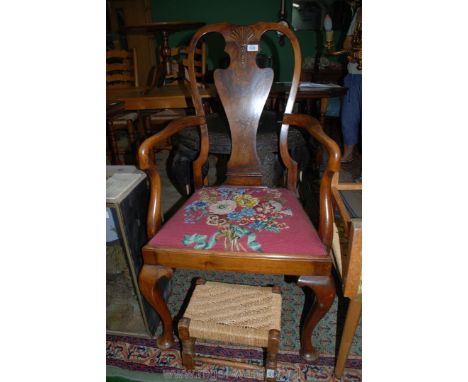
[[248, 221, 268, 231], [193, 201, 208, 208], [227, 211, 243, 221], [217, 187, 234, 194], [240, 207, 255, 217], [231, 189, 246, 196]]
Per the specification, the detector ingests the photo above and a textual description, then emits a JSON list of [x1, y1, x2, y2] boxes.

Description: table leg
[[138, 264, 174, 349], [145, 31, 170, 93], [319, 97, 329, 126], [297, 275, 336, 362]]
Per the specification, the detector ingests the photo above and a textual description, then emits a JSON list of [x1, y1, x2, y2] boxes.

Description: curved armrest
[[138, 115, 206, 238], [283, 113, 341, 249]]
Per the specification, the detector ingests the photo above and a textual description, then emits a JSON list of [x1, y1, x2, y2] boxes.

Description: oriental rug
[[107, 335, 361, 382], [107, 269, 361, 382]]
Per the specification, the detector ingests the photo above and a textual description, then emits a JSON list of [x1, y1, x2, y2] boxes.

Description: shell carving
[[230, 26, 255, 66]]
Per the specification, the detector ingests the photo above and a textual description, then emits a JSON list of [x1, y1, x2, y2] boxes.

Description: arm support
[[138, 115, 206, 238], [282, 113, 341, 249]]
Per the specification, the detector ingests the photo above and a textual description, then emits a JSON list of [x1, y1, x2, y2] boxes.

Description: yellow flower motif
[[234, 194, 259, 208]]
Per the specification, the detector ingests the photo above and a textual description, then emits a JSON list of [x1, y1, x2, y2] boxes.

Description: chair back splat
[[136, 22, 343, 363], [186, 22, 302, 190]]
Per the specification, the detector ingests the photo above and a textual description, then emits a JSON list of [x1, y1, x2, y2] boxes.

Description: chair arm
[[283, 113, 341, 249], [138, 115, 206, 238]]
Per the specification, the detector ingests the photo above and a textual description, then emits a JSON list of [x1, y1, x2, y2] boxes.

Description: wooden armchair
[[137, 22, 341, 362]]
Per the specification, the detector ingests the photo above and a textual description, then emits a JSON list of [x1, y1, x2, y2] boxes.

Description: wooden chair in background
[[106, 48, 141, 164], [137, 22, 342, 368], [165, 43, 206, 86], [142, 43, 208, 152], [331, 172, 362, 379]]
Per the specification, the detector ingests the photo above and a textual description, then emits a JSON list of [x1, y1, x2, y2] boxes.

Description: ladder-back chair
[[137, 22, 341, 362], [165, 43, 207, 85], [106, 48, 140, 164], [143, 43, 208, 152]]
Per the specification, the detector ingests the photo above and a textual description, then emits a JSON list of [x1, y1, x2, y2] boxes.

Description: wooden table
[[107, 84, 217, 110], [108, 82, 346, 117], [106, 82, 346, 167], [125, 21, 205, 91], [270, 82, 347, 125]]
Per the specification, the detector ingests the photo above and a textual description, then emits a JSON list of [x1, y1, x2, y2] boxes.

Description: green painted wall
[[150, 0, 344, 81]]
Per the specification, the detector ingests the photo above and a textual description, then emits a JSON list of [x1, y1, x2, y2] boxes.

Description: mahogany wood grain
[[138, 265, 174, 349], [137, 22, 341, 362], [138, 115, 206, 237], [297, 275, 336, 361], [142, 247, 332, 276], [283, 113, 341, 248]]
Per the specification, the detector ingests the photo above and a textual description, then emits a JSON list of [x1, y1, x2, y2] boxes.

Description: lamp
[[324, 14, 333, 50]]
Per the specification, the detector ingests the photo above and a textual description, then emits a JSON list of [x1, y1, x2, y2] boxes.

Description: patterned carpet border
[[107, 335, 361, 382]]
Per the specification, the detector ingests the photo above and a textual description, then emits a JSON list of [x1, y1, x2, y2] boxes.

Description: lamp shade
[[324, 14, 333, 32]]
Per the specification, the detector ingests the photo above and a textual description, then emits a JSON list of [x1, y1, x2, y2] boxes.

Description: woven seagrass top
[[183, 281, 282, 347]]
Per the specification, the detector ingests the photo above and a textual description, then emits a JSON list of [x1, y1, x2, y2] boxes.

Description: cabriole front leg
[[297, 275, 336, 362], [138, 264, 174, 349]]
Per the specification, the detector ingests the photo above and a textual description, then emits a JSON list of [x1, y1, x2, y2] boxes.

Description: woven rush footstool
[[178, 279, 282, 382]]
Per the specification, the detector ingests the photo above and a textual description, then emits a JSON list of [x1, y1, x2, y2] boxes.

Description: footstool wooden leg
[[265, 329, 280, 382], [178, 317, 195, 370]]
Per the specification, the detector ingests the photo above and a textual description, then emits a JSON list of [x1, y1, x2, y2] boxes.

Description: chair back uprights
[[136, 23, 343, 363], [183, 23, 340, 247], [185, 23, 302, 190]]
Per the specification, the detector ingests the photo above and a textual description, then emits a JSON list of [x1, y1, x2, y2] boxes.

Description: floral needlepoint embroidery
[[182, 187, 293, 252], [208, 200, 237, 214], [233, 194, 259, 208]]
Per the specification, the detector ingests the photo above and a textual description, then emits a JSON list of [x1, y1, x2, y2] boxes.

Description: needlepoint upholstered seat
[[137, 22, 341, 362], [150, 186, 326, 256]]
